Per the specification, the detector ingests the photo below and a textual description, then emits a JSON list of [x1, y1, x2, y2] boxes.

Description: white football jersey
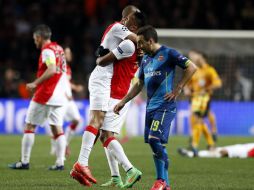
[[89, 22, 133, 98]]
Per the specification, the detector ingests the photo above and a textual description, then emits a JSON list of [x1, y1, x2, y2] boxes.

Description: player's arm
[[96, 39, 135, 66], [114, 79, 144, 114], [206, 68, 222, 92], [165, 60, 197, 101], [26, 49, 56, 91], [71, 83, 83, 93]]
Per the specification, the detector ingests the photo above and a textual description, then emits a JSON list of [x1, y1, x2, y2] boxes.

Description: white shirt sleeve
[[112, 39, 135, 60], [111, 23, 132, 40], [42, 49, 56, 65]]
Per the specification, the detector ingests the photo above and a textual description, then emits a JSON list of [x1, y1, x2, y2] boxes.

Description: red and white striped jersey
[[33, 42, 68, 106]]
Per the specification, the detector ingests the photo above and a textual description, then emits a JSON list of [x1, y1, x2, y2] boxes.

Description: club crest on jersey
[[122, 26, 129, 31], [158, 55, 164, 61]]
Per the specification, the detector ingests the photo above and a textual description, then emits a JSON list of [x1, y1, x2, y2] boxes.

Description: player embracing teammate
[[70, 5, 146, 188]]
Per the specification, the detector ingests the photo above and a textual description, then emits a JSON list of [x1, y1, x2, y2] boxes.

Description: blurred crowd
[[1, 0, 254, 100]]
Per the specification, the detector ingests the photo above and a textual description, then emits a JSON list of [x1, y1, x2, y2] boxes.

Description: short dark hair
[[137, 25, 158, 42], [33, 24, 52, 40], [133, 11, 146, 28]]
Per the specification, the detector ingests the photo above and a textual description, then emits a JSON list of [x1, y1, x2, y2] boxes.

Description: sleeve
[[169, 49, 190, 69], [138, 60, 145, 81], [111, 23, 132, 40], [209, 67, 222, 86], [112, 39, 135, 60], [42, 49, 56, 66]]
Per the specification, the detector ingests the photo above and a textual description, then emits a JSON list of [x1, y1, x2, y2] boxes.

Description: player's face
[[188, 51, 201, 66], [137, 35, 152, 54], [64, 47, 72, 64], [33, 34, 42, 49], [124, 13, 136, 32]]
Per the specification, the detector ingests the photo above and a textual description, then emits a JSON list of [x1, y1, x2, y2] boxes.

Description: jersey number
[[150, 120, 160, 131]]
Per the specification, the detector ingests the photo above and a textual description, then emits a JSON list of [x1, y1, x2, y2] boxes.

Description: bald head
[[121, 5, 140, 23]]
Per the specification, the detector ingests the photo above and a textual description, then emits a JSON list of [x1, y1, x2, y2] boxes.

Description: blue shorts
[[144, 102, 176, 144]]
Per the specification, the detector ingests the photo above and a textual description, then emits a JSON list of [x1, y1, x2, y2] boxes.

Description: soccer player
[[70, 5, 143, 187], [96, 11, 146, 188], [114, 25, 197, 190], [8, 24, 67, 170], [50, 47, 83, 156], [178, 143, 254, 158], [185, 50, 222, 156]]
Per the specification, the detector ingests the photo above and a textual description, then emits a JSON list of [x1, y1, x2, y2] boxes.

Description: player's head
[[188, 49, 206, 67], [33, 24, 52, 49], [121, 5, 139, 24], [137, 25, 158, 54], [125, 11, 146, 33], [64, 47, 73, 64]]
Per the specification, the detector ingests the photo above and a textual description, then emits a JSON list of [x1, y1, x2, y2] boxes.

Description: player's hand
[[164, 86, 182, 101], [113, 101, 125, 115], [75, 84, 84, 92], [95, 46, 110, 57], [26, 82, 37, 92]]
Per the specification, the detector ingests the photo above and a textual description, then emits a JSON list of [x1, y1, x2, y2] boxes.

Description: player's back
[[89, 22, 133, 95]]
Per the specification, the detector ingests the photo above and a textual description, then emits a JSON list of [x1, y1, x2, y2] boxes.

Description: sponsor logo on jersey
[[117, 47, 123, 54], [158, 55, 164, 61], [122, 26, 129, 31], [144, 71, 162, 78]]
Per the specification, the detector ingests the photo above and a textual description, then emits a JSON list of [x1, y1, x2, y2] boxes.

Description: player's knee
[[100, 132, 106, 143], [148, 138, 164, 159]]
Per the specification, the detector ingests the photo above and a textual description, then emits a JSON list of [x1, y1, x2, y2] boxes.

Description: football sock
[[65, 123, 78, 145], [163, 146, 170, 186], [21, 130, 35, 164], [104, 137, 133, 172], [192, 123, 202, 148], [149, 138, 166, 180], [50, 137, 56, 155], [104, 147, 120, 176], [78, 125, 98, 166], [201, 124, 214, 146], [208, 112, 217, 133], [55, 133, 66, 166]]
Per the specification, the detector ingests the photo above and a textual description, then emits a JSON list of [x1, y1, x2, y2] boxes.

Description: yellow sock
[[202, 123, 214, 146]]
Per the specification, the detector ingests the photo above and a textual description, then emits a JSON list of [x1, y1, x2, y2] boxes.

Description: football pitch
[[0, 135, 254, 190]]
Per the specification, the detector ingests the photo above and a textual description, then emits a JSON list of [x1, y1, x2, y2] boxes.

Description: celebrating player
[[70, 5, 143, 187], [8, 25, 67, 170], [114, 25, 197, 190], [185, 50, 222, 156], [178, 143, 254, 158], [96, 10, 146, 188]]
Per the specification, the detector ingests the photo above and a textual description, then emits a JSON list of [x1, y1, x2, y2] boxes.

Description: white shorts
[[88, 66, 112, 112], [25, 101, 65, 126], [100, 98, 130, 134], [64, 100, 81, 122]]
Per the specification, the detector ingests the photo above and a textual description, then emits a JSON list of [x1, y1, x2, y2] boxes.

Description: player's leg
[[100, 131, 123, 187], [100, 99, 141, 188], [191, 113, 202, 156], [71, 110, 105, 185], [208, 110, 218, 142], [8, 101, 47, 169], [48, 105, 67, 170], [148, 106, 176, 190], [64, 100, 82, 156]]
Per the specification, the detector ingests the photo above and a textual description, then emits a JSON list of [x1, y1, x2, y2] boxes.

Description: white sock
[[198, 150, 221, 158], [65, 127, 75, 145], [21, 132, 35, 164], [78, 127, 98, 166], [50, 138, 56, 155], [55, 134, 66, 166], [104, 147, 120, 176], [106, 138, 133, 172]]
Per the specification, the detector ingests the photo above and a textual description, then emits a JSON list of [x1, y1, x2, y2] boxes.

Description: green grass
[[0, 135, 254, 190]]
